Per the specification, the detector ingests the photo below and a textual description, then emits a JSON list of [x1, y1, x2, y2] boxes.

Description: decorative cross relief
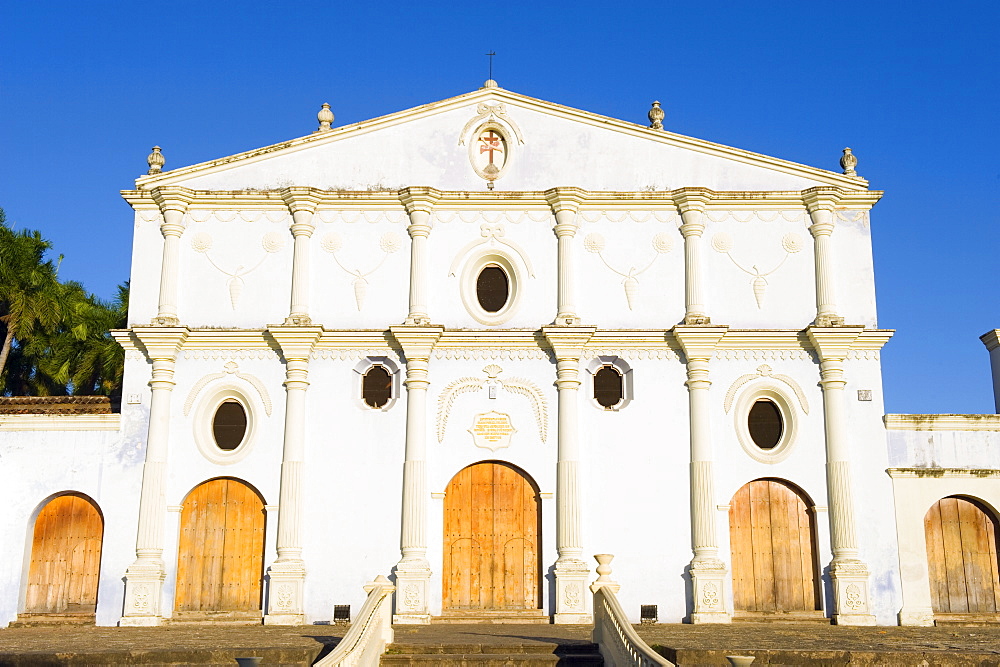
[[711, 232, 803, 308], [458, 103, 525, 147], [437, 364, 547, 444], [583, 232, 674, 310], [321, 231, 402, 310], [190, 231, 286, 309]]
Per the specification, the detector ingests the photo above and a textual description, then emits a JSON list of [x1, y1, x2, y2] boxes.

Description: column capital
[[131, 327, 189, 361], [802, 187, 845, 214], [149, 186, 196, 214], [390, 325, 444, 360], [542, 326, 596, 359], [672, 187, 714, 213], [267, 326, 323, 360], [544, 187, 588, 214], [981, 329, 1000, 352], [672, 326, 728, 361], [279, 186, 323, 215], [807, 326, 864, 362], [398, 186, 443, 216]]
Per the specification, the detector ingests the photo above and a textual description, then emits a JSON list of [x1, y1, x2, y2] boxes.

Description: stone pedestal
[[690, 560, 731, 624], [554, 559, 592, 624], [263, 560, 307, 625], [393, 559, 432, 624], [119, 563, 166, 626], [831, 559, 877, 626]]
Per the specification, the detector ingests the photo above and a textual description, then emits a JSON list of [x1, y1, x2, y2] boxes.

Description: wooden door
[[25, 494, 104, 614], [443, 462, 540, 610], [924, 496, 1000, 614], [175, 478, 265, 612], [730, 479, 820, 612]]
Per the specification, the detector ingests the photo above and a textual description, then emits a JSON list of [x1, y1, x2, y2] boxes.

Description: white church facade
[[3, 82, 999, 629]]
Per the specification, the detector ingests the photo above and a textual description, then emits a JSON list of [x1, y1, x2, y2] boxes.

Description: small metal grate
[[333, 604, 351, 624], [640, 604, 658, 624]]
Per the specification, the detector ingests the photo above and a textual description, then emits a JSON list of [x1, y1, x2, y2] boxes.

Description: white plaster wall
[[887, 429, 1000, 469], [833, 211, 878, 328], [576, 214, 685, 328], [704, 213, 815, 328], [172, 96, 831, 194], [127, 211, 164, 326], [579, 355, 692, 622], [890, 475, 1000, 625], [0, 421, 145, 627], [178, 211, 292, 329]]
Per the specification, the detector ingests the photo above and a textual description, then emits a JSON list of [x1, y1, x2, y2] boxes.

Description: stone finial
[[594, 554, 615, 582], [146, 146, 165, 175], [648, 101, 664, 130], [316, 103, 334, 132], [840, 147, 859, 178], [482, 79, 499, 89]]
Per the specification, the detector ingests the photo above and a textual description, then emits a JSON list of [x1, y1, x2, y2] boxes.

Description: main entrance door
[[442, 462, 541, 611], [175, 478, 265, 613], [25, 494, 104, 615], [924, 496, 1000, 616], [730, 479, 821, 614]]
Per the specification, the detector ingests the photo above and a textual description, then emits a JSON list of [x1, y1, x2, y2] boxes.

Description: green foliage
[[0, 208, 127, 402]]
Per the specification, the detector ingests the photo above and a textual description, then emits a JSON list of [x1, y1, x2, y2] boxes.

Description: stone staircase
[[382, 624, 602, 666]]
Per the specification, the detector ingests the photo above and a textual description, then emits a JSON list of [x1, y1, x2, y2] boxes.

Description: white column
[[264, 326, 323, 625], [390, 325, 443, 624], [674, 188, 713, 325], [545, 187, 586, 326], [808, 326, 876, 625], [542, 325, 595, 624], [120, 327, 188, 626], [673, 326, 731, 623], [980, 330, 1000, 413], [803, 188, 845, 327], [149, 187, 194, 326], [399, 187, 441, 326], [281, 188, 322, 326]]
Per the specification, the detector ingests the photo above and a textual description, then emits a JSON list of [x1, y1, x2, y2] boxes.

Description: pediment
[[135, 86, 866, 194]]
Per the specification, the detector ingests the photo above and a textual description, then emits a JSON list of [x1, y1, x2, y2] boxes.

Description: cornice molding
[[121, 187, 884, 213], [884, 414, 1000, 432], [887, 467, 1000, 479], [981, 330, 1000, 352], [0, 414, 121, 431], [133, 87, 869, 191], [131, 327, 189, 360], [672, 326, 730, 359], [266, 326, 324, 359], [389, 325, 445, 359]]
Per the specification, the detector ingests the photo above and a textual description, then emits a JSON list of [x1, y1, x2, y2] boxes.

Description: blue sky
[[2, 2, 998, 413]]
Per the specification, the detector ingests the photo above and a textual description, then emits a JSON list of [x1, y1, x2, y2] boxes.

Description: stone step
[[433, 610, 550, 625], [9, 613, 95, 627], [0, 647, 316, 666], [166, 611, 263, 625], [382, 643, 602, 666]]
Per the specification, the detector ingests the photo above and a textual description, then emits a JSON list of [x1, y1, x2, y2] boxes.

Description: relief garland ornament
[[190, 230, 286, 309], [436, 365, 547, 444], [711, 231, 803, 308], [321, 231, 402, 310], [583, 232, 674, 310]]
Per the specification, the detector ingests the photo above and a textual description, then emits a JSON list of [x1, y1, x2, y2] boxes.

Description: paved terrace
[[0, 623, 998, 665]]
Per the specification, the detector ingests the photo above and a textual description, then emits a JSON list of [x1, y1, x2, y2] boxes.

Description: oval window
[[594, 366, 623, 409], [476, 265, 509, 313], [362, 365, 393, 409], [748, 399, 783, 449], [213, 400, 247, 451]]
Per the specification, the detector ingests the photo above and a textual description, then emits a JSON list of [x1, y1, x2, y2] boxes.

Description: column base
[[554, 559, 592, 624], [830, 558, 877, 625], [263, 560, 306, 625], [898, 609, 935, 626], [119, 560, 166, 626], [689, 559, 731, 624], [393, 557, 432, 622]]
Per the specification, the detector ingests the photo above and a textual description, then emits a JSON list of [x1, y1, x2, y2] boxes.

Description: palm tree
[[0, 213, 63, 387]]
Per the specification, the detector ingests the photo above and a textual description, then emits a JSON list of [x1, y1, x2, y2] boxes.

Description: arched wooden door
[[924, 496, 1000, 615], [175, 478, 265, 612], [730, 479, 820, 613], [443, 462, 541, 611], [25, 494, 104, 614]]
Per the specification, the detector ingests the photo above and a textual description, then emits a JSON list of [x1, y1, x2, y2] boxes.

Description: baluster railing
[[314, 575, 395, 667], [591, 554, 672, 667]]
